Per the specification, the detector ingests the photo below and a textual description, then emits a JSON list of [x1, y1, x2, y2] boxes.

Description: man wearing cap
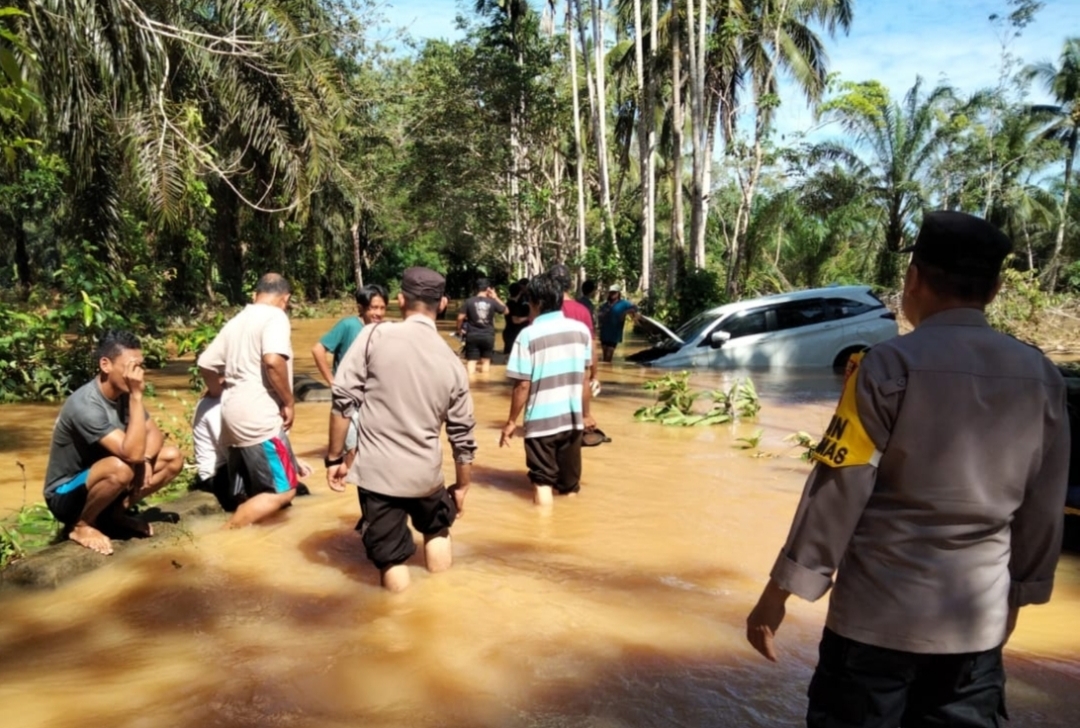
[[327, 267, 477, 592], [598, 286, 639, 363], [746, 211, 1069, 727]]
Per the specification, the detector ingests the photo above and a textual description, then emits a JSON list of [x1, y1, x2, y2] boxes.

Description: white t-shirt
[[192, 395, 225, 480], [196, 303, 293, 448]]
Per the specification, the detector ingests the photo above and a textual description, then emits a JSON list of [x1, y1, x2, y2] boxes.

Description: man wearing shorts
[[456, 277, 506, 374], [598, 285, 638, 362], [43, 330, 184, 555], [500, 272, 595, 506], [197, 273, 300, 528], [327, 267, 477, 592]]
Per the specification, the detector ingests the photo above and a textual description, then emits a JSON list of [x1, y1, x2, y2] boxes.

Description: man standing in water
[[43, 330, 184, 554], [746, 211, 1070, 727], [598, 286, 638, 362], [550, 264, 600, 396], [501, 272, 595, 506], [311, 283, 388, 385], [198, 273, 301, 528], [456, 277, 506, 374], [311, 283, 388, 462], [327, 267, 477, 592]]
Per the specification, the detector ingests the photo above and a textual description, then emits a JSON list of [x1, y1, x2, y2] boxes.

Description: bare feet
[[69, 523, 114, 555]]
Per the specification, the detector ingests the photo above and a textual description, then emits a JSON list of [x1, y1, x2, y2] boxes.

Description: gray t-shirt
[[44, 379, 136, 493]]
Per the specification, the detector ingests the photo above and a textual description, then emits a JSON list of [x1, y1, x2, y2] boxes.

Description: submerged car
[[628, 285, 899, 371]]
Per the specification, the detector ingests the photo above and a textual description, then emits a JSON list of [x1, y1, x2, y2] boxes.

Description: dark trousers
[[807, 628, 1007, 728]]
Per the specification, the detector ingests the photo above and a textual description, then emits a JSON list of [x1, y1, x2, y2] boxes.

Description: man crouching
[[43, 330, 184, 555]]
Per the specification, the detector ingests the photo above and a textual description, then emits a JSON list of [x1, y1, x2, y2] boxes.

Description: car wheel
[[832, 347, 864, 374]]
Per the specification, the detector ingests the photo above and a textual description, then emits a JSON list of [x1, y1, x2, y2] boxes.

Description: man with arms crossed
[[44, 330, 184, 554], [747, 211, 1070, 727], [327, 267, 477, 592], [500, 272, 595, 506], [198, 273, 301, 528]]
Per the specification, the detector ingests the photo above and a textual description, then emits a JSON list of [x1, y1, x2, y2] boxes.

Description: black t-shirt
[[504, 299, 530, 338], [464, 296, 507, 337]]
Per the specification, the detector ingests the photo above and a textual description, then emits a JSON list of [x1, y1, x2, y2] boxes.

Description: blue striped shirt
[[507, 311, 592, 438]]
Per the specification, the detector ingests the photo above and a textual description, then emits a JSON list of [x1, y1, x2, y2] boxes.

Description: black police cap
[[901, 211, 1012, 276]]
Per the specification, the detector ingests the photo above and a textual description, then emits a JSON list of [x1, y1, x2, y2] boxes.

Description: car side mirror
[[709, 330, 731, 348]]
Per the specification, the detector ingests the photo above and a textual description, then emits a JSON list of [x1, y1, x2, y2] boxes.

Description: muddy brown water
[[1, 317, 1078, 727]]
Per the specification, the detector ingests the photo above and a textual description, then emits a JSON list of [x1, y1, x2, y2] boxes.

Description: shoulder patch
[[811, 351, 882, 469]]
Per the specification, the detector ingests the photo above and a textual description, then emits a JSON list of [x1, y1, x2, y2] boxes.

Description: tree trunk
[[669, 9, 686, 293], [351, 220, 363, 291], [588, 0, 616, 251], [568, 0, 588, 279], [1044, 137, 1075, 290], [686, 0, 708, 269], [213, 186, 243, 303], [633, 0, 651, 295], [11, 211, 31, 295], [646, 0, 658, 294]]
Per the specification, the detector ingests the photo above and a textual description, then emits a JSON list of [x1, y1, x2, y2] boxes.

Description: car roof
[[699, 285, 875, 319]]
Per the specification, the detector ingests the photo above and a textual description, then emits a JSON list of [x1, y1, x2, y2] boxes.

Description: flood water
[[1, 315, 1078, 727]]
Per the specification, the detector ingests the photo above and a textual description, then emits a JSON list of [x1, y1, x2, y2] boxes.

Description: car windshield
[[674, 310, 721, 343]]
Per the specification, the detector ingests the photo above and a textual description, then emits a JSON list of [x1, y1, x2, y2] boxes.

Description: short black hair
[[582, 279, 597, 296], [509, 281, 523, 297], [548, 263, 572, 293], [402, 291, 442, 312], [525, 273, 562, 315], [356, 283, 388, 308], [516, 278, 529, 288], [95, 330, 141, 361], [255, 272, 291, 296], [475, 277, 491, 293], [912, 257, 998, 303]]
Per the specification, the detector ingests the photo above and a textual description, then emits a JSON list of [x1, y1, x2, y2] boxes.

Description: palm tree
[[814, 77, 955, 286], [1024, 36, 1080, 288], [22, 0, 351, 301]]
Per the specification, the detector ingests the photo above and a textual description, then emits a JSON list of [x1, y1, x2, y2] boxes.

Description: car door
[[768, 298, 844, 367], [700, 308, 771, 368]]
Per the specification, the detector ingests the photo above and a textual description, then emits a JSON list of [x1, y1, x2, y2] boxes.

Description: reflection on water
[[0, 317, 1078, 727]]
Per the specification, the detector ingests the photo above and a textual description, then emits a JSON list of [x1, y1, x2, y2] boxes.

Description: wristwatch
[[324, 454, 345, 468]]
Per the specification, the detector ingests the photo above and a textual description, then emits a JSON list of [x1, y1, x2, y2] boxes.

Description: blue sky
[[378, 0, 1080, 138]]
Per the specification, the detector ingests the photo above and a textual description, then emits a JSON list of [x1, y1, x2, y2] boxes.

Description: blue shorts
[[44, 469, 91, 526]]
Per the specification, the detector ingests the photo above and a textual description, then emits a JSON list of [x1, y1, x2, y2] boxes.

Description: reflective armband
[[811, 352, 882, 468]]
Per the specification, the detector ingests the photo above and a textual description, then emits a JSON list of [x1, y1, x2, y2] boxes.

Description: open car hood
[[637, 315, 684, 345]]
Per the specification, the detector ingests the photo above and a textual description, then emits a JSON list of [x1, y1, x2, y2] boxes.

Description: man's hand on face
[[124, 357, 146, 396], [326, 462, 349, 492]]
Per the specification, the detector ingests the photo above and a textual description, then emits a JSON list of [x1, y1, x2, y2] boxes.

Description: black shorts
[[525, 430, 583, 494], [355, 487, 457, 570], [464, 332, 496, 361], [44, 469, 93, 526], [807, 628, 1008, 728]]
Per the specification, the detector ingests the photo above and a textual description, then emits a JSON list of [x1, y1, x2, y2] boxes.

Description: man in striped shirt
[[501, 272, 595, 506]]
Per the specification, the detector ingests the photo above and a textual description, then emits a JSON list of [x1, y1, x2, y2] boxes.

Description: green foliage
[[735, 428, 765, 450], [635, 373, 761, 427], [784, 431, 819, 461], [171, 315, 225, 391], [987, 266, 1059, 336], [0, 503, 59, 569]]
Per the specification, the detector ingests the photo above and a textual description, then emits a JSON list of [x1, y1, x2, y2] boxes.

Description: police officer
[[746, 211, 1070, 727]]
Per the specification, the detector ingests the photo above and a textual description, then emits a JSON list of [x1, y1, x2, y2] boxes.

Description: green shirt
[[320, 316, 364, 374]]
